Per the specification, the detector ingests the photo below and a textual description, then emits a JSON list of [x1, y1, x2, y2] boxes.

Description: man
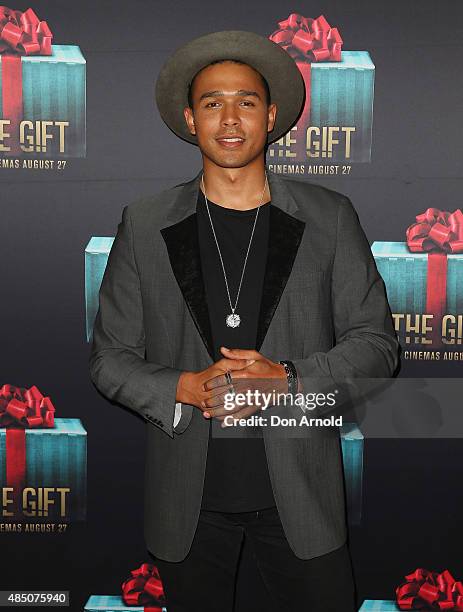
[[89, 30, 399, 611]]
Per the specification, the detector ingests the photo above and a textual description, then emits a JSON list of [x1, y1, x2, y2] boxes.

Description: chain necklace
[[201, 171, 269, 328]]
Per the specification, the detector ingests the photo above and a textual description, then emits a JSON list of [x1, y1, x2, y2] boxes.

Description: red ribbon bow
[[0, 384, 55, 507], [269, 13, 342, 63], [396, 568, 463, 610], [405, 208, 463, 345], [406, 208, 463, 254], [121, 563, 166, 612], [0, 6, 52, 55], [0, 383, 55, 428]]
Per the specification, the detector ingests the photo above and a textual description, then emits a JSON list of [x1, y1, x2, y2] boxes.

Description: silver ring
[[225, 370, 233, 386]]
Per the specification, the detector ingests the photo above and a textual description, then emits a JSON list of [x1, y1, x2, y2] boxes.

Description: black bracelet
[[278, 360, 298, 396]]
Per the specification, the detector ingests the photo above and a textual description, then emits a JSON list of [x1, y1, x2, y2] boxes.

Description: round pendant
[[226, 313, 241, 328]]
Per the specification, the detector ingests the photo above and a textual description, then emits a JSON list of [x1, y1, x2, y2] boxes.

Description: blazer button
[[147, 417, 164, 428]]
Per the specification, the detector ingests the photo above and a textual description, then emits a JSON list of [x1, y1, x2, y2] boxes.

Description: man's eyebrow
[[198, 89, 261, 102]]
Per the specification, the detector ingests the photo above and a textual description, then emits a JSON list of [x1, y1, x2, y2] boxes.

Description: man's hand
[[202, 347, 288, 425], [175, 353, 255, 414]]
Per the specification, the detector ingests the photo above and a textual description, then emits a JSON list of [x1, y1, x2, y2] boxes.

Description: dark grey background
[[1, 1, 463, 609]]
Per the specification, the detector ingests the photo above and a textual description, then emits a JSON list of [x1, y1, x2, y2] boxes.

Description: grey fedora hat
[[155, 30, 305, 145]]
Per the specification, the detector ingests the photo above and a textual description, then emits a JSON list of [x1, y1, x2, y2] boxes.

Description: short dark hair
[[187, 59, 271, 109]]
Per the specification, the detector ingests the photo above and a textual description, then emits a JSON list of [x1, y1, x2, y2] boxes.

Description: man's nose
[[222, 116, 240, 126], [221, 104, 240, 126]]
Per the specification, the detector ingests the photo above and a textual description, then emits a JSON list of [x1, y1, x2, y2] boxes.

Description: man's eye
[[204, 101, 254, 107]]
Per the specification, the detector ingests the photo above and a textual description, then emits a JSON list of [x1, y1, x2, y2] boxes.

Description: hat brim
[[155, 30, 305, 146]]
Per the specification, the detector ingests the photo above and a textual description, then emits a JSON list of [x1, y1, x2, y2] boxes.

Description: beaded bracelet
[[278, 360, 298, 396]]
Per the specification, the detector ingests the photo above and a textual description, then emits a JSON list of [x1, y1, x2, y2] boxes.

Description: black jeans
[[151, 506, 356, 612]]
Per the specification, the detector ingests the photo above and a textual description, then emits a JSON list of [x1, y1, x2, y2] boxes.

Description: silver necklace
[[201, 171, 269, 328]]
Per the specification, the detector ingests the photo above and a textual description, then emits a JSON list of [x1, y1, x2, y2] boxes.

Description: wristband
[[278, 360, 298, 396]]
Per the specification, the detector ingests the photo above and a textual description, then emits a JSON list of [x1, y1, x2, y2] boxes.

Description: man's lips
[[216, 136, 246, 148]]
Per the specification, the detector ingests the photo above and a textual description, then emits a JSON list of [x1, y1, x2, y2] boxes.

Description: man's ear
[[267, 102, 277, 133], [184, 106, 196, 135]]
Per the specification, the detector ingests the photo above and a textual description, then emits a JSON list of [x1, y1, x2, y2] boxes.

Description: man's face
[[183, 61, 277, 168]]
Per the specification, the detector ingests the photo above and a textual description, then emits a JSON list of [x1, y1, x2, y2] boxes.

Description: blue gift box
[[85, 237, 115, 342], [0, 45, 86, 157], [84, 595, 166, 611], [340, 422, 363, 524], [371, 242, 463, 315], [359, 601, 400, 611], [267, 51, 375, 164], [0, 418, 86, 521]]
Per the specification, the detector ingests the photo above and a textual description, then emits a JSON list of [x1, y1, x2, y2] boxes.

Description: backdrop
[[1, 1, 462, 610]]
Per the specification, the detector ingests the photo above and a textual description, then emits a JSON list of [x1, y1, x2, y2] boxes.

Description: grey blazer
[[89, 168, 399, 561]]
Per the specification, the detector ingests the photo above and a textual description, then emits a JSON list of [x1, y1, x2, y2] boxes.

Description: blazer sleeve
[[290, 195, 400, 417], [89, 205, 185, 439]]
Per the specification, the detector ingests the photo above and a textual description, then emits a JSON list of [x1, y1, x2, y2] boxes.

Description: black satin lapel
[[160, 213, 215, 362], [255, 206, 306, 352]]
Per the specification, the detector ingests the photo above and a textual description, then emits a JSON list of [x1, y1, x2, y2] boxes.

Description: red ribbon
[[0, 384, 55, 503], [269, 13, 342, 156], [396, 568, 463, 610], [406, 208, 463, 254], [0, 6, 53, 154], [406, 208, 463, 345], [0, 6, 52, 55], [121, 563, 166, 612]]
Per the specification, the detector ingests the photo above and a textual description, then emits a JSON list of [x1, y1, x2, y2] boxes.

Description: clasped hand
[[176, 346, 288, 426]]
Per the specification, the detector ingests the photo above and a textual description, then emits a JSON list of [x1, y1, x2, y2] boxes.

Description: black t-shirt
[[196, 188, 277, 512]]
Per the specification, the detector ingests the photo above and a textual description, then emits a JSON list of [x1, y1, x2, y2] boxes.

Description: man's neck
[[199, 158, 271, 211]]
